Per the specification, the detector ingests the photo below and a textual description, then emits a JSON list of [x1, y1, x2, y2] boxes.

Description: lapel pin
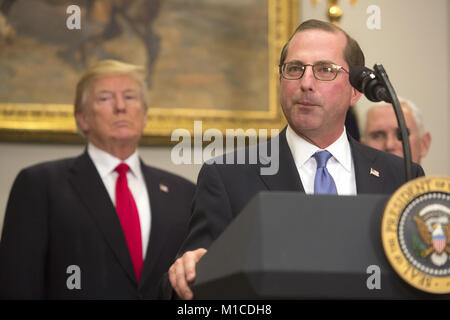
[[159, 183, 169, 193], [370, 168, 380, 177]]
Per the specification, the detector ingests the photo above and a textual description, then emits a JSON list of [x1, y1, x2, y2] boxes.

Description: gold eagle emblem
[[413, 206, 450, 267], [381, 176, 450, 294]]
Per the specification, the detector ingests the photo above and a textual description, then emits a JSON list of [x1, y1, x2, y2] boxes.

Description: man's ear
[[420, 131, 431, 158], [142, 107, 148, 128], [75, 112, 89, 133], [349, 87, 362, 107]]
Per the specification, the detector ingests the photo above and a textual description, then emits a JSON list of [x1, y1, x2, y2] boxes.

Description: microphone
[[349, 66, 392, 103], [351, 63, 413, 181]]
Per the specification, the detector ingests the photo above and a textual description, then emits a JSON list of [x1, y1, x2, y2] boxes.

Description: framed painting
[[0, 0, 299, 145]]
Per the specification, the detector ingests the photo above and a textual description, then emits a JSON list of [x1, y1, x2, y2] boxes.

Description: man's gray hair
[[361, 97, 425, 136]]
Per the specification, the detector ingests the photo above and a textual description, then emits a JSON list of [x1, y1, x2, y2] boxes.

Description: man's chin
[[112, 132, 142, 143], [290, 118, 322, 133]]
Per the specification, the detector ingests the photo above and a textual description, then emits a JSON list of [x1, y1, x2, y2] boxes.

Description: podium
[[192, 192, 449, 299]]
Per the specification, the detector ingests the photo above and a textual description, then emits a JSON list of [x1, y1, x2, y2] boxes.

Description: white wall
[[448, 0, 450, 174], [301, 0, 450, 176]]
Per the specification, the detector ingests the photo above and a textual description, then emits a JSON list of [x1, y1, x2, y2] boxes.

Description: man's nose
[[300, 66, 316, 91], [114, 95, 126, 112], [385, 132, 402, 155]]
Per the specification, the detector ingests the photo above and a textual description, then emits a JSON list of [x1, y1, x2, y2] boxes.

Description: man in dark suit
[[0, 60, 195, 299], [166, 19, 425, 300]]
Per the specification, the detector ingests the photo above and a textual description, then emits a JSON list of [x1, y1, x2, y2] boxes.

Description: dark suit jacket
[[178, 128, 425, 253], [0, 151, 195, 299]]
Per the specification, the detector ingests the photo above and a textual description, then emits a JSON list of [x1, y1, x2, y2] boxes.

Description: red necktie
[[115, 163, 143, 282]]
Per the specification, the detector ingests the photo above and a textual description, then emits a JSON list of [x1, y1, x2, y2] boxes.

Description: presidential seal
[[381, 176, 450, 294]]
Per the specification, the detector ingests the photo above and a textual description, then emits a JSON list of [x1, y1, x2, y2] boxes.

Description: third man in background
[[362, 98, 431, 164]]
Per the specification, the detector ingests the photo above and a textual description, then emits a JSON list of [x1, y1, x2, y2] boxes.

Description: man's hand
[[168, 248, 207, 300]]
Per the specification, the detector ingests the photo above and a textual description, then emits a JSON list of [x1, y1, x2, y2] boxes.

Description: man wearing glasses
[[165, 19, 425, 300]]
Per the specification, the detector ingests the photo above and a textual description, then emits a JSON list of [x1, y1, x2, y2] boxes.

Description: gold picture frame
[[0, 0, 298, 145]]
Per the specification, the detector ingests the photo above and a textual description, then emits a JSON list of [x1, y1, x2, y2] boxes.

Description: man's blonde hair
[[74, 59, 148, 115]]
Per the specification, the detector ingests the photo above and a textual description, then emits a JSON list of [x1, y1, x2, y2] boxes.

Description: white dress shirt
[[285, 125, 357, 195], [87, 143, 151, 258]]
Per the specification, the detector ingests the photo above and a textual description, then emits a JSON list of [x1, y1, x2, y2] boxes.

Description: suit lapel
[[349, 136, 384, 194], [68, 151, 137, 284], [139, 163, 171, 288], [258, 128, 304, 192]]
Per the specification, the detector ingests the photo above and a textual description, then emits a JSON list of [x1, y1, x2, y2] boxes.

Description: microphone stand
[[373, 64, 413, 182]]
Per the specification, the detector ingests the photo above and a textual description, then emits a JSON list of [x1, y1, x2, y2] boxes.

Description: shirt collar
[[286, 125, 352, 172], [87, 143, 141, 178]]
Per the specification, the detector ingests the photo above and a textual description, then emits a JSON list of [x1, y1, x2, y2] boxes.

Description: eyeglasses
[[279, 62, 349, 81]]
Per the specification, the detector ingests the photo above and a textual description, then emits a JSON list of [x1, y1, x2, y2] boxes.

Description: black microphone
[[349, 66, 392, 103]]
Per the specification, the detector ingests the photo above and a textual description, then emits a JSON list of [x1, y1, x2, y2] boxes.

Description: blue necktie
[[313, 150, 337, 195]]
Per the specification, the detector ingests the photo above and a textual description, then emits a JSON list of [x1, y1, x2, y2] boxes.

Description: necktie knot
[[313, 150, 333, 168], [115, 163, 129, 176]]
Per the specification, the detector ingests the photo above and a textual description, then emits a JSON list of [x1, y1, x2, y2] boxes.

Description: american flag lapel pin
[[159, 183, 169, 193], [370, 168, 380, 177]]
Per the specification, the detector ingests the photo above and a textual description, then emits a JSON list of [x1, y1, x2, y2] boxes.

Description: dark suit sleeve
[[177, 163, 234, 255], [414, 162, 425, 178], [159, 163, 234, 299], [0, 169, 48, 299]]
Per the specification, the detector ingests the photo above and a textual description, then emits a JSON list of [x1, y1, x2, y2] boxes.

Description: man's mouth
[[114, 120, 130, 127], [297, 101, 319, 107]]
